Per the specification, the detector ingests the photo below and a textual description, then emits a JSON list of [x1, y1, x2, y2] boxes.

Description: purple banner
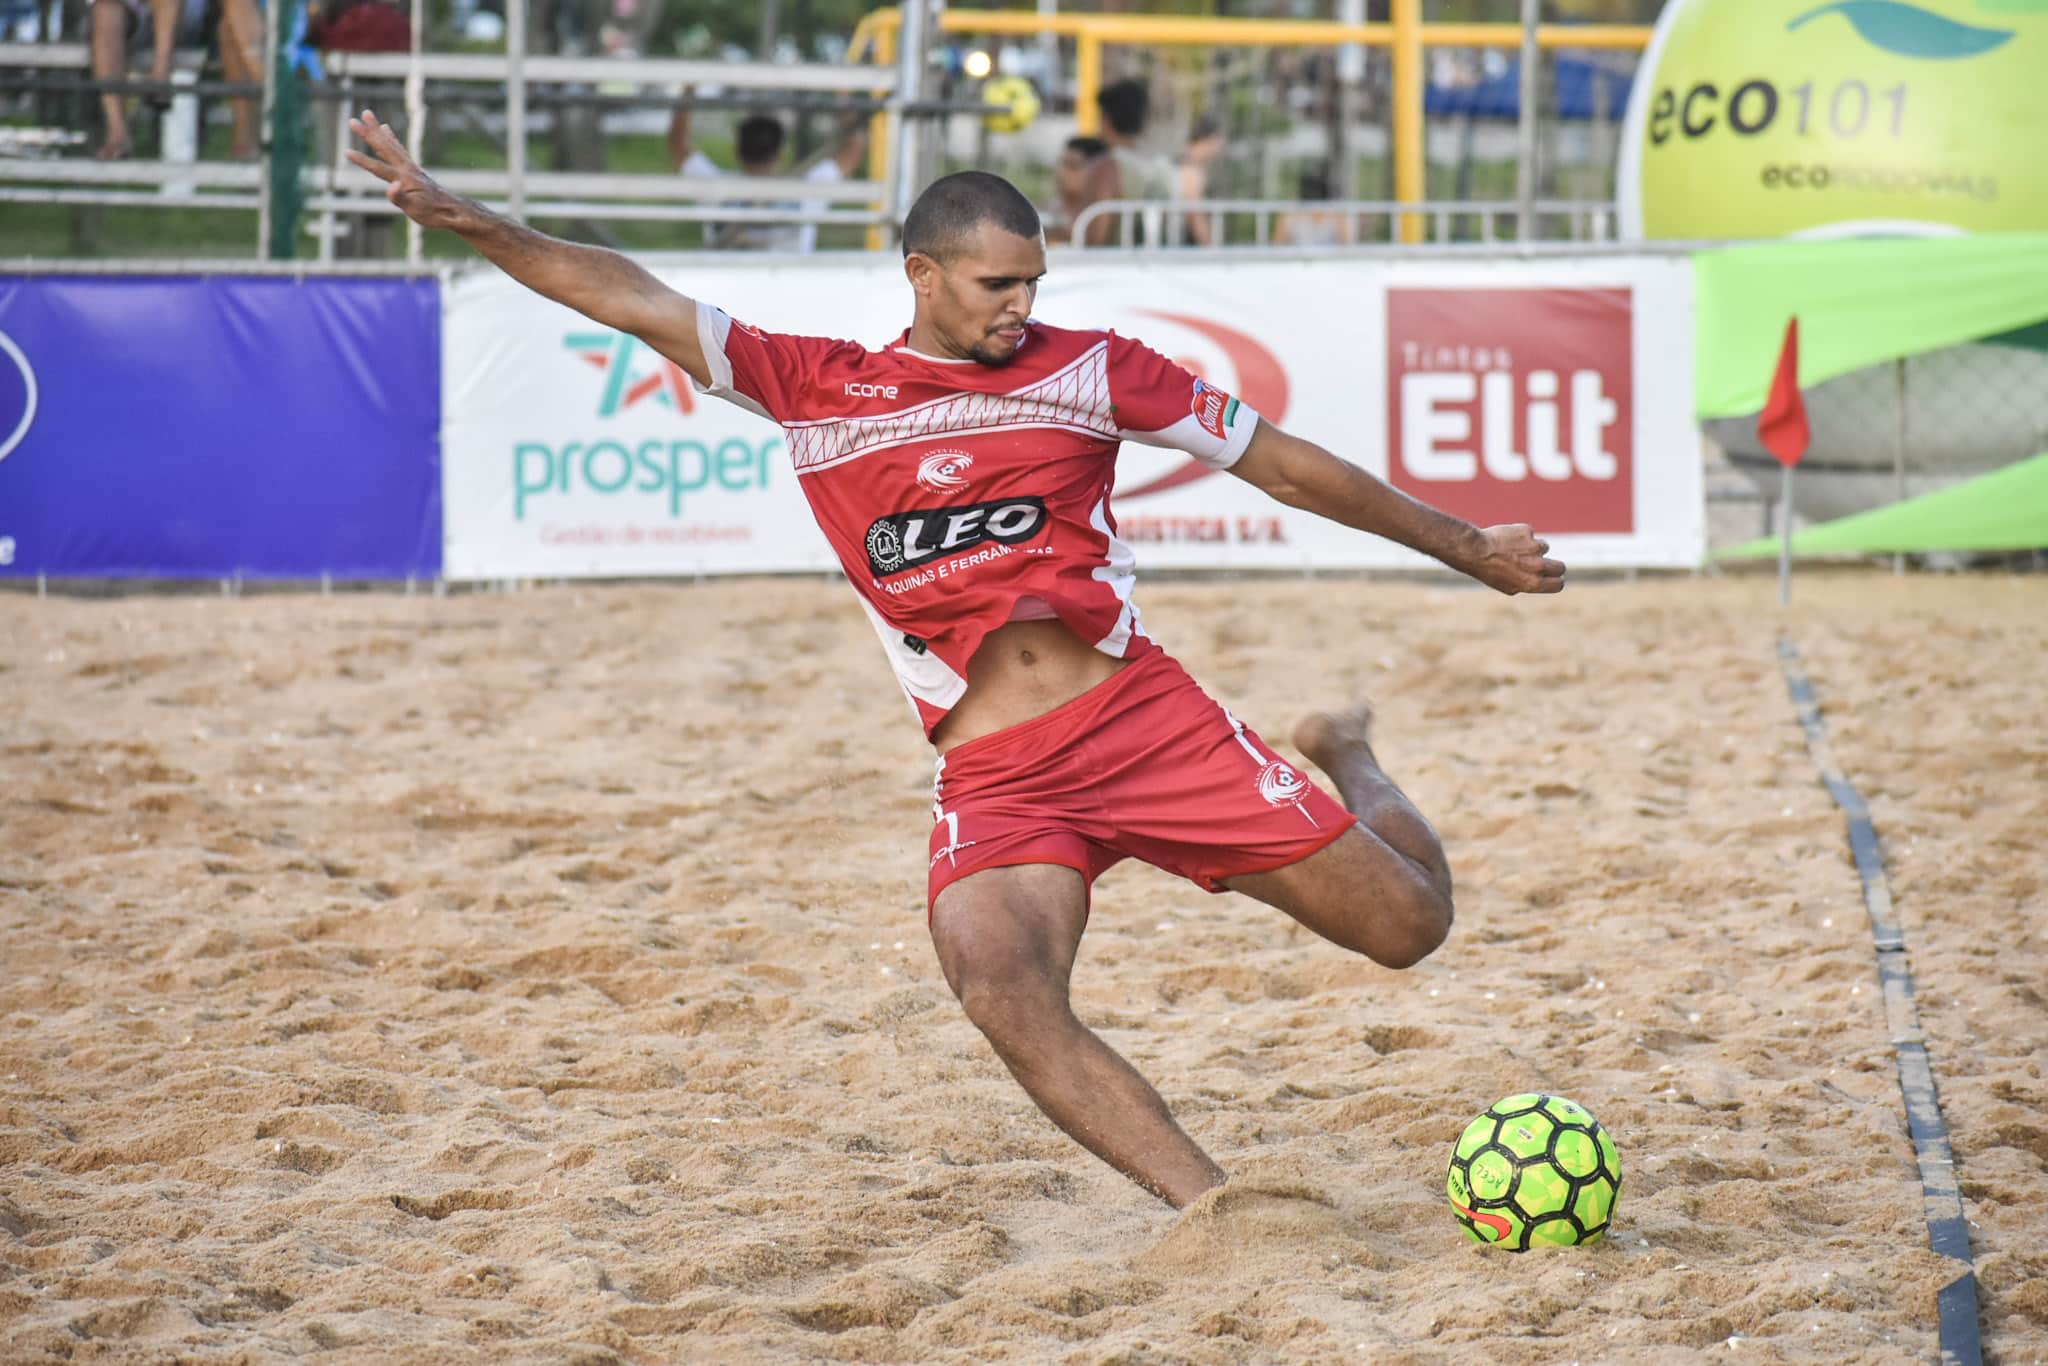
[[0, 274, 440, 578]]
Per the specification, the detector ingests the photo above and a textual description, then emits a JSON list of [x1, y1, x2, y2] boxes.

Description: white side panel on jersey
[[1087, 493, 1144, 654], [853, 592, 969, 717], [783, 341, 1117, 476]]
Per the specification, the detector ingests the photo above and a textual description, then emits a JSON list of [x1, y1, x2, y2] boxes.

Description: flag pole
[[1759, 314, 1808, 609], [1778, 462, 1793, 607]]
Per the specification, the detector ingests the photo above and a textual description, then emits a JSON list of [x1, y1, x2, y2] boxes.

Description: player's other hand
[[345, 109, 468, 231], [1467, 523, 1566, 596]]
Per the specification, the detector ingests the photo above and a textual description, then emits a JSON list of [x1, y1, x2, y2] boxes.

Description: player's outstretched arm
[[345, 109, 712, 387], [1229, 420, 1566, 595]]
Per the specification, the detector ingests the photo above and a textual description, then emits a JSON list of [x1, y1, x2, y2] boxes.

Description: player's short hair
[[1097, 79, 1150, 138], [736, 115, 786, 167], [1063, 135, 1109, 162], [902, 171, 1042, 260]]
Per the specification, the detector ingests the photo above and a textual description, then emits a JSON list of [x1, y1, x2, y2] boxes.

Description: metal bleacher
[[0, 31, 903, 258]]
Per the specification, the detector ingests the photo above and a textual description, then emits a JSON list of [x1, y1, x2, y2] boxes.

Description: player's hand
[[1466, 523, 1566, 596], [345, 109, 469, 231]]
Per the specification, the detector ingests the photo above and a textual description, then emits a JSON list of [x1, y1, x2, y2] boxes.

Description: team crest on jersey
[[865, 496, 1048, 577], [1257, 759, 1308, 807], [916, 450, 974, 494], [1191, 377, 1241, 441]]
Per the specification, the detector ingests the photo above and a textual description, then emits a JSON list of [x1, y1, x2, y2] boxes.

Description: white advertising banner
[[442, 252, 1701, 579]]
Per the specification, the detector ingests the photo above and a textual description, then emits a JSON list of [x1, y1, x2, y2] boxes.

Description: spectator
[[1083, 77, 1174, 246], [1273, 166, 1356, 247], [212, 0, 263, 159], [1175, 117, 1223, 246], [310, 0, 411, 53], [1044, 133, 1107, 245], [89, 0, 234, 158], [792, 116, 868, 253], [666, 98, 804, 251]]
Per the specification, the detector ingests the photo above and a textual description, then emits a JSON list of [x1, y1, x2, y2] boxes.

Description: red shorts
[[927, 650, 1354, 912]]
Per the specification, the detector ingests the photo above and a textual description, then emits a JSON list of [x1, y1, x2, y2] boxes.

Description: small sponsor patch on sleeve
[[1191, 378, 1239, 441]]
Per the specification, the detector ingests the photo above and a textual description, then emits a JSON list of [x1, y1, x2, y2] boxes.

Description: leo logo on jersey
[[865, 496, 1048, 577]]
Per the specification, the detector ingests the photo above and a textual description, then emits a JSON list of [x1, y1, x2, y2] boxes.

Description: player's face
[[930, 222, 1046, 366]]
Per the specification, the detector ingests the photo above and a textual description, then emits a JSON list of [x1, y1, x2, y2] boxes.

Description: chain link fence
[[1704, 341, 2048, 528]]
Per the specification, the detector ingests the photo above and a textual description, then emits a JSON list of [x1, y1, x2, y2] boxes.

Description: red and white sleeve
[[1106, 331, 1261, 470], [693, 303, 819, 424]]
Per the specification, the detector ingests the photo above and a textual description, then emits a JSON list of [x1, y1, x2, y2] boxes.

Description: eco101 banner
[[1619, 0, 2048, 239]]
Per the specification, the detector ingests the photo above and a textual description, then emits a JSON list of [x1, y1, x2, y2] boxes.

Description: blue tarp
[[1425, 55, 1634, 122], [0, 274, 441, 578]]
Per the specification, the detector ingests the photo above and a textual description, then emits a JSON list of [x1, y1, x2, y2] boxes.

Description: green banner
[[1718, 451, 2048, 556], [1693, 232, 2048, 418]]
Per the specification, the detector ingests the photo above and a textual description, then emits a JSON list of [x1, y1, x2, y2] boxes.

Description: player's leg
[[1223, 706, 1454, 970], [929, 862, 1227, 1207], [90, 0, 133, 158]]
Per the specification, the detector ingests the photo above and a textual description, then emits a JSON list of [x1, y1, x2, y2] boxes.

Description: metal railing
[[849, 4, 1653, 245], [4, 4, 1649, 259], [0, 33, 911, 258], [1070, 198, 1619, 250]]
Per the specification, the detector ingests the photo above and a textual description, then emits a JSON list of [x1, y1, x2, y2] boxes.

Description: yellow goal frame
[[850, 3, 1650, 245]]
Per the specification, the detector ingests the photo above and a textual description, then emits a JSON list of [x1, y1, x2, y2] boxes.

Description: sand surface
[[2, 570, 2042, 1364]]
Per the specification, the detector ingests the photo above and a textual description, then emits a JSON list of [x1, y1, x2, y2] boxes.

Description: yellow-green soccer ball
[[1446, 1093, 1621, 1250], [981, 75, 1041, 135]]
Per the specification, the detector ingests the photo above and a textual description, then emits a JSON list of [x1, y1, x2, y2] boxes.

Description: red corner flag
[[1757, 317, 1810, 468]]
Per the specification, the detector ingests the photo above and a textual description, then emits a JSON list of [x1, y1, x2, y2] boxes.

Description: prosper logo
[[564, 331, 696, 418], [0, 328, 38, 463]]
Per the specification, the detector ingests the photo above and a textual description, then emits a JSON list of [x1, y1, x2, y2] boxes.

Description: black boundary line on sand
[[1776, 639, 1982, 1366]]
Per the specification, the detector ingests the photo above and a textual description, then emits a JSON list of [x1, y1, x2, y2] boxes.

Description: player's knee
[[951, 966, 1070, 1054], [1379, 887, 1453, 970]]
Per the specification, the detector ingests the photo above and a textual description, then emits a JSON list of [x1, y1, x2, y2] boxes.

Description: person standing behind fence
[[666, 95, 804, 251], [792, 117, 868, 253], [1043, 134, 1107, 246], [1175, 118, 1223, 246], [1273, 166, 1356, 247], [1082, 78, 1175, 246]]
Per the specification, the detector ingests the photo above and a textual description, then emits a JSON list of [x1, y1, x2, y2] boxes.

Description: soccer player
[[347, 110, 1566, 1209]]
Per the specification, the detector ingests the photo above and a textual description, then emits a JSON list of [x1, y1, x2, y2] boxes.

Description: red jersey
[[694, 304, 1261, 737]]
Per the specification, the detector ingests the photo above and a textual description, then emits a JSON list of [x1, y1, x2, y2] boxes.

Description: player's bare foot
[[95, 134, 132, 160], [1293, 704, 1376, 773]]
